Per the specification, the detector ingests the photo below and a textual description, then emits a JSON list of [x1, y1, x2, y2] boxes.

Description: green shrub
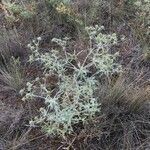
[[21, 25, 121, 137], [4, 1, 35, 22], [48, 0, 84, 26], [6, 2, 23, 15]]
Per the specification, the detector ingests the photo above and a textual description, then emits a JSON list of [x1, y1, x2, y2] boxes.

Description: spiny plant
[[21, 25, 121, 137]]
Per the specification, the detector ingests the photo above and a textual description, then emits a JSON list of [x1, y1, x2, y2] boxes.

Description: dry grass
[[0, 56, 25, 93], [74, 73, 150, 149]]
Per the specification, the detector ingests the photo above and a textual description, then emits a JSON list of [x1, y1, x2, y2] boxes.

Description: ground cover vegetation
[[0, 0, 149, 149]]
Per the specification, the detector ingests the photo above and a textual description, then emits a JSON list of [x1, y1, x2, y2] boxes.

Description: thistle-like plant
[[21, 25, 121, 137]]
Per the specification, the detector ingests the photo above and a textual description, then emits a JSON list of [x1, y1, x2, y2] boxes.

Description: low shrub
[[3, 1, 35, 21], [21, 25, 121, 137]]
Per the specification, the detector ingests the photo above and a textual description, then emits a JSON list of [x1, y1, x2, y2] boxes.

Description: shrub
[[48, 0, 84, 26], [3, 1, 35, 22], [21, 25, 121, 137]]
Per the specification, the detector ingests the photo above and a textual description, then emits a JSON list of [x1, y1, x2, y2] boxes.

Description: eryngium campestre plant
[[21, 25, 121, 137]]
